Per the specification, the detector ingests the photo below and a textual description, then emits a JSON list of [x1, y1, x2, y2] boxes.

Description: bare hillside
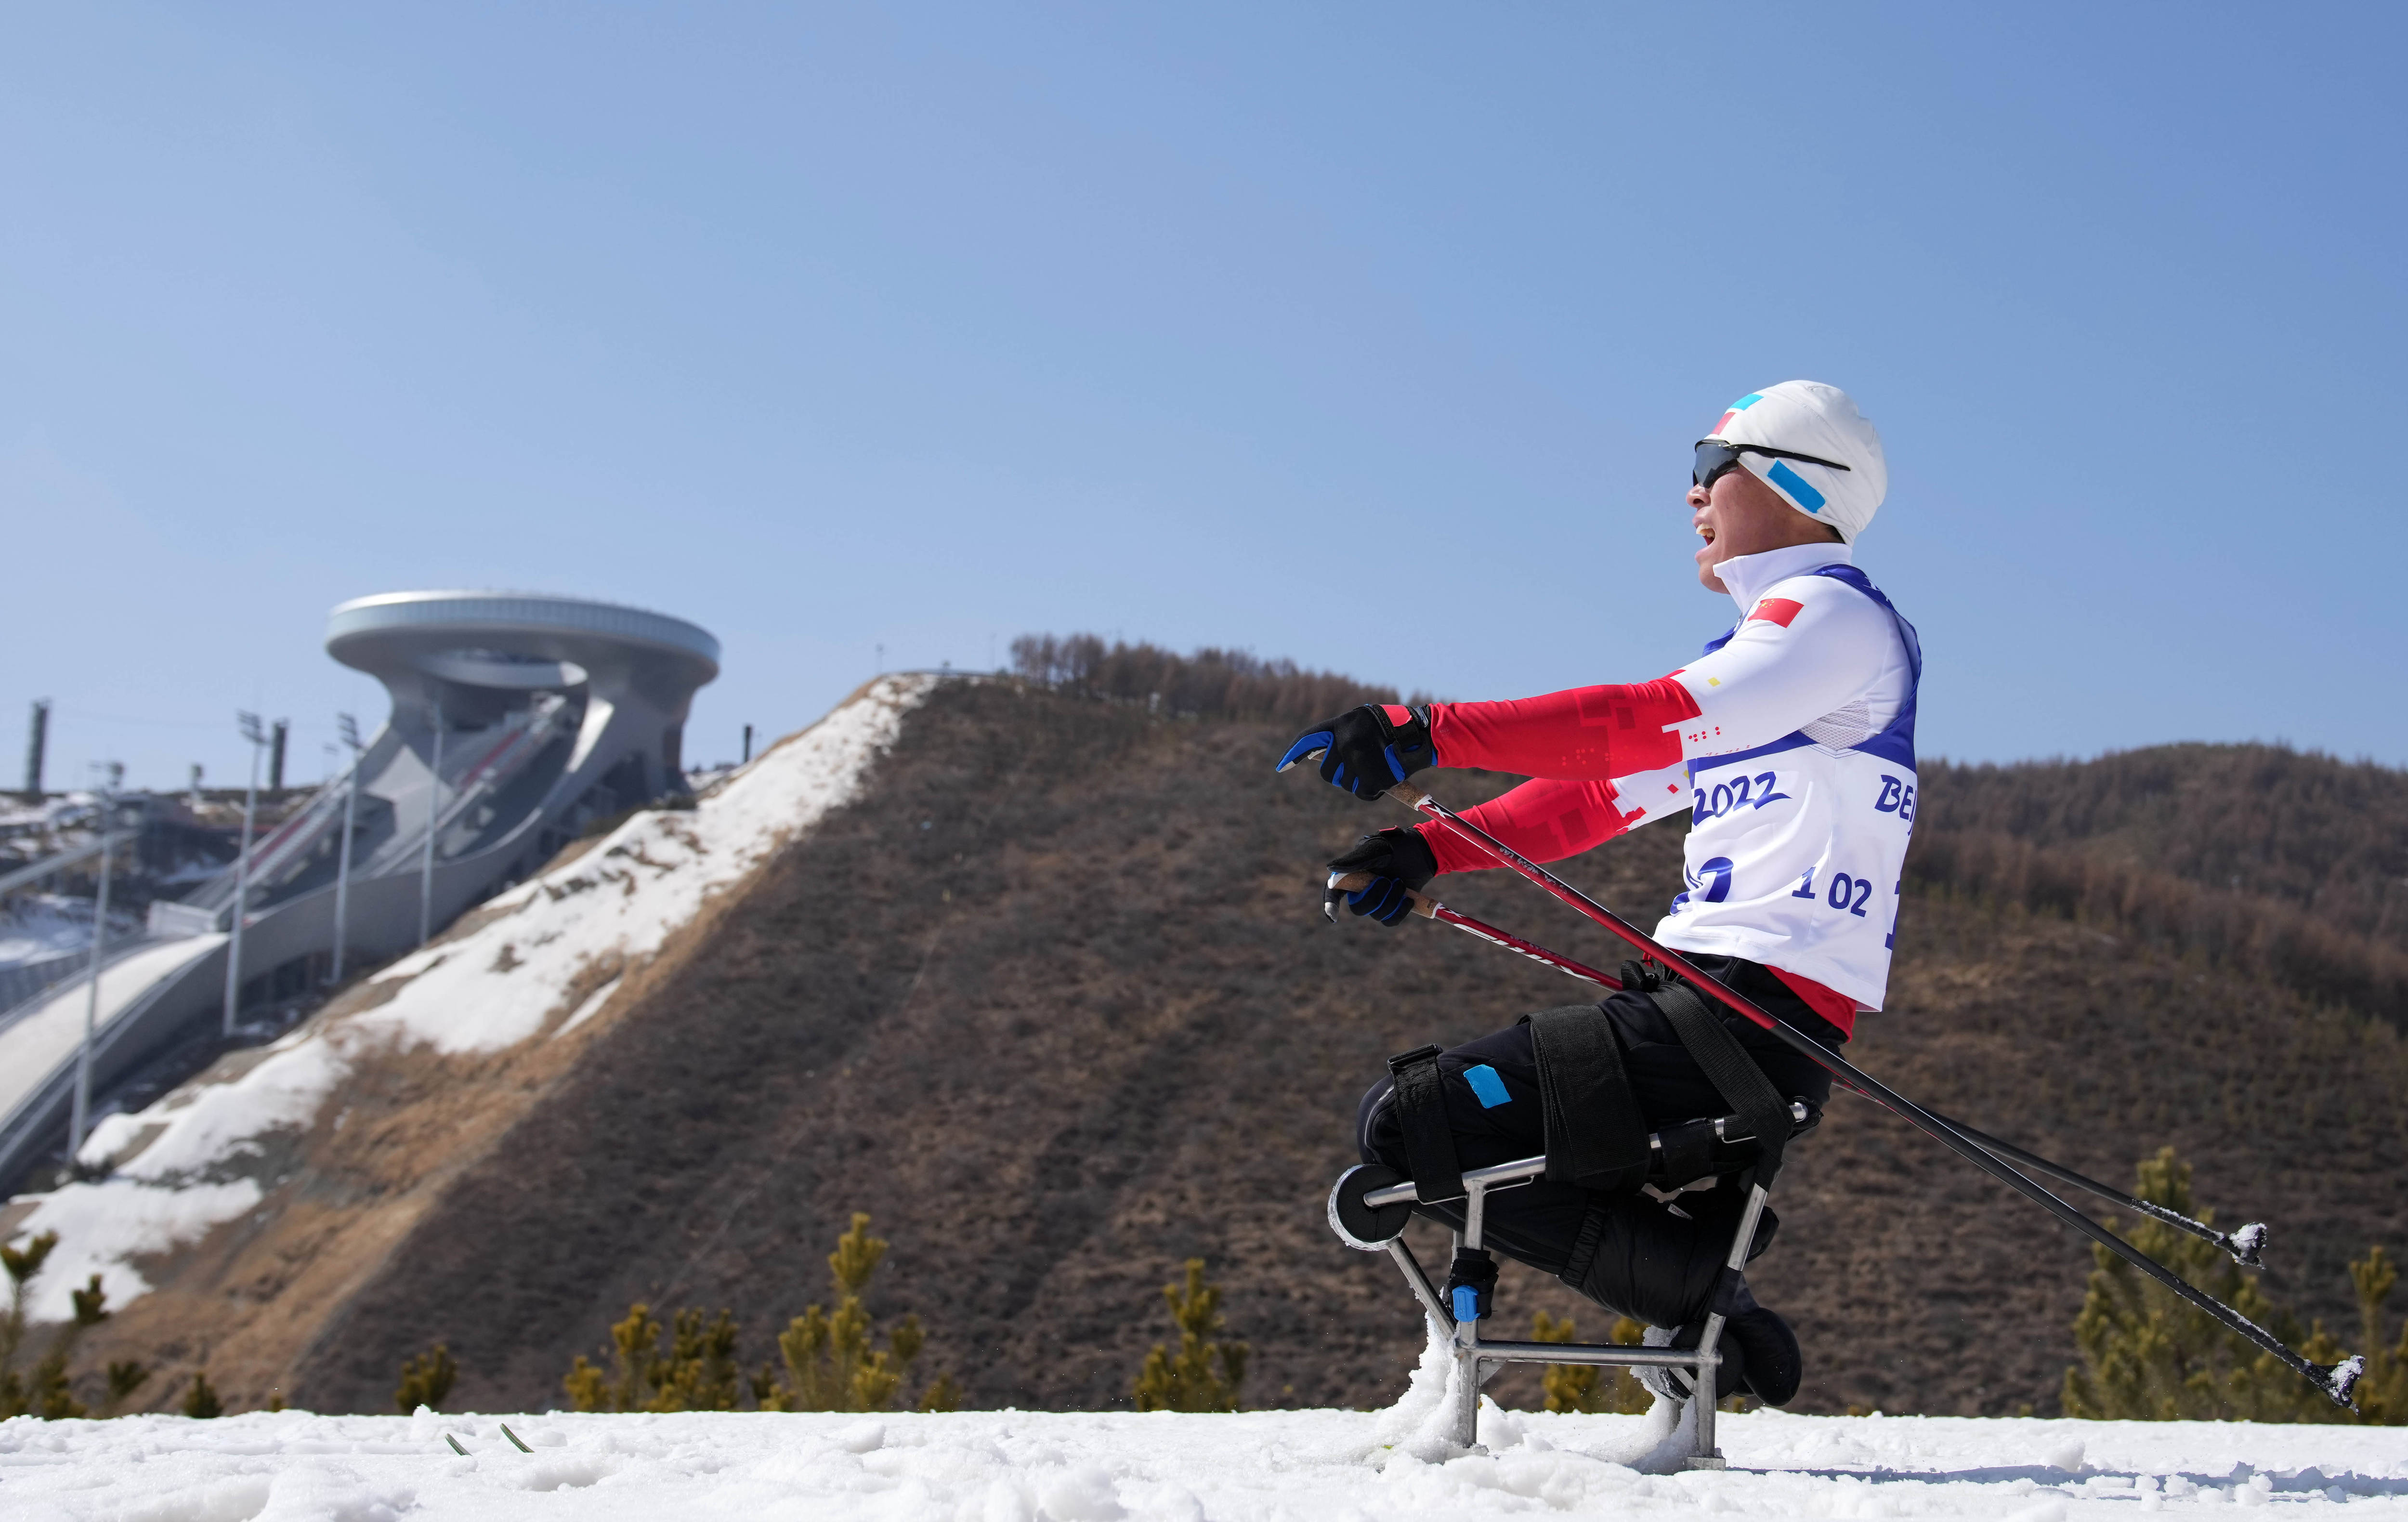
[[290, 683, 2408, 1417]]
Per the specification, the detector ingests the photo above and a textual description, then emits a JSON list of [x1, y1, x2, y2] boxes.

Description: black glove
[[1275, 704, 1435, 801], [1325, 827, 1438, 926]]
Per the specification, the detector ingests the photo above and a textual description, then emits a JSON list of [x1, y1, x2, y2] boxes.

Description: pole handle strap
[[1645, 977, 1793, 1193], [1329, 871, 1439, 919]]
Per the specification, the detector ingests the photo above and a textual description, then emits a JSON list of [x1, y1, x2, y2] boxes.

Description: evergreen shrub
[[1, 1231, 140, 1418], [394, 1343, 458, 1413], [562, 1211, 956, 1414], [2064, 1148, 2407, 1423], [1132, 1259, 1248, 1413], [1530, 1310, 1653, 1415], [181, 1370, 223, 1419]]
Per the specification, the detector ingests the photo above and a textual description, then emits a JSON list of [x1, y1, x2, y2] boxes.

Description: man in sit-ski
[[1283, 380, 1918, 1409]]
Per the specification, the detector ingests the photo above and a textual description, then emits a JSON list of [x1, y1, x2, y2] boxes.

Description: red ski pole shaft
[[1329, 870, 1623, 990], [1430, 905, 1625, 992]]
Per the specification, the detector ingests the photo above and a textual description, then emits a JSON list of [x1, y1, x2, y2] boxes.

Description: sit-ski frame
[[1339, 1131, 1790, 1468]]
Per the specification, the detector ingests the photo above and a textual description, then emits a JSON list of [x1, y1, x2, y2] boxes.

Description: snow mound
[[3, 676, 936, 1322], [4, 1406, 2404, 1520], [1369, 1316, 1701, 1475]]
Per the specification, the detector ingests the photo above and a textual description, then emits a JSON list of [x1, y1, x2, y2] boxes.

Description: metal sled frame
[[1334, 1139, 1780, 1469]]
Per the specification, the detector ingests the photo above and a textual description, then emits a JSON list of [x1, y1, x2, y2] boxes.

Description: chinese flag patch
[[1747, 597, 1805, 628]]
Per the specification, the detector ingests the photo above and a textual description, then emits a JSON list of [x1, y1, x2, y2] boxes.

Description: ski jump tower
[[0, 591, 718, 1191], [313, 590, 722, 903]]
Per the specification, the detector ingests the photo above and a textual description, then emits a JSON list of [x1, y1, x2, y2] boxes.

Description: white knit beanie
[[1702, 380, 1888, 542]]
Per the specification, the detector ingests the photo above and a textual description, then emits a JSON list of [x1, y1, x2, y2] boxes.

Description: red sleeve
[[1427, 678, 1700, 780], [1416, 777, 1633, 875]]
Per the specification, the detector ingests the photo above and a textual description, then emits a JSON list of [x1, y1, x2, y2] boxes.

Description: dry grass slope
[[262, 683, 2408, 1418]]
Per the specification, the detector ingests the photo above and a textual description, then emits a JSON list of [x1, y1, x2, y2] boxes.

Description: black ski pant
[[1355, 955, 1843, 1329]]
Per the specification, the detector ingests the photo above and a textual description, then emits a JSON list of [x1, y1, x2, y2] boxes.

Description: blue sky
[[7, 4, 2404, 790]]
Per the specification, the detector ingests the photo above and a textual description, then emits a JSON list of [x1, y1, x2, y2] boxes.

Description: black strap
[[1647, 979, 1793, 1191], [1559, 1203, 1608, 1295], [1387, 1045, 1465, 1203], [1651, 1115, 1721, 1189], [1522, 1005, 1649, 1194], [1444, 1250, 1499, 1321]]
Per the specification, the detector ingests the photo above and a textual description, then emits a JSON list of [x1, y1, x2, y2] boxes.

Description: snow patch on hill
[[1, 677, 935, 1322], [2, 1404, 2403, 1520]]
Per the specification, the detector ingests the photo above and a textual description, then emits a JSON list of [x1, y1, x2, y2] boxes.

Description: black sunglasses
[[1693, 439, 1852, 489]]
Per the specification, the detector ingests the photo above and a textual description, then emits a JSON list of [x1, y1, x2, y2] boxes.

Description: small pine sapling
[[2062, 1148, 2406, 1424], [562, 1214, 954, 1414], [2064, 1149, 2289, 1420], [1530, 1310, 1653, 1415], [103, 1360, 150, 1416], [917, 1370, 963, 1413], [1, 1233, 127, 1419], [758, 1214, 951, 1412], [564, 1303, 747, 1413], [1132, 1258, 1248, 1413], [656, 1309, 743, 1412], [395, 1343, 458, 1413], [0, 1230, 57, 1417], [22, 1272, 108, 1418], [182, 1370, 224, 1419], [565, 1303, 658, 1412], [2341, 1247, 2408, 1423]]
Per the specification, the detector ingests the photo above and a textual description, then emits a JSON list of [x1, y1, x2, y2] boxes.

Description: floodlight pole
[[69, 764, 123, 1160], [419, 701, 443, 946], [222, 713, 267, 1038], [331, 712, 362, 984]]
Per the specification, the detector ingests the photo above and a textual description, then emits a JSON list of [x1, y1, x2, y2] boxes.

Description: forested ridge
[[1922, 746, 2408, 950], [1911, 749, 2408, 1031]]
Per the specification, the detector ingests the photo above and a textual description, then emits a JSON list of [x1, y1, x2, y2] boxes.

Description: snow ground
[[2, 677, 935, 1323], [3, 1404, 2403, 1521]]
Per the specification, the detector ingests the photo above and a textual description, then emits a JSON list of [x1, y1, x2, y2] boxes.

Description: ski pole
[[1922, 1113, 2268, 1269], [1333, 871, 2270, 1268], [1326, 871, 1627, 991], [1303, 772, 2358, 1408]]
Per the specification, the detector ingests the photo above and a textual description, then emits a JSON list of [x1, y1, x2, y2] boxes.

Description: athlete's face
[[1687, 463, 1841, 593]]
